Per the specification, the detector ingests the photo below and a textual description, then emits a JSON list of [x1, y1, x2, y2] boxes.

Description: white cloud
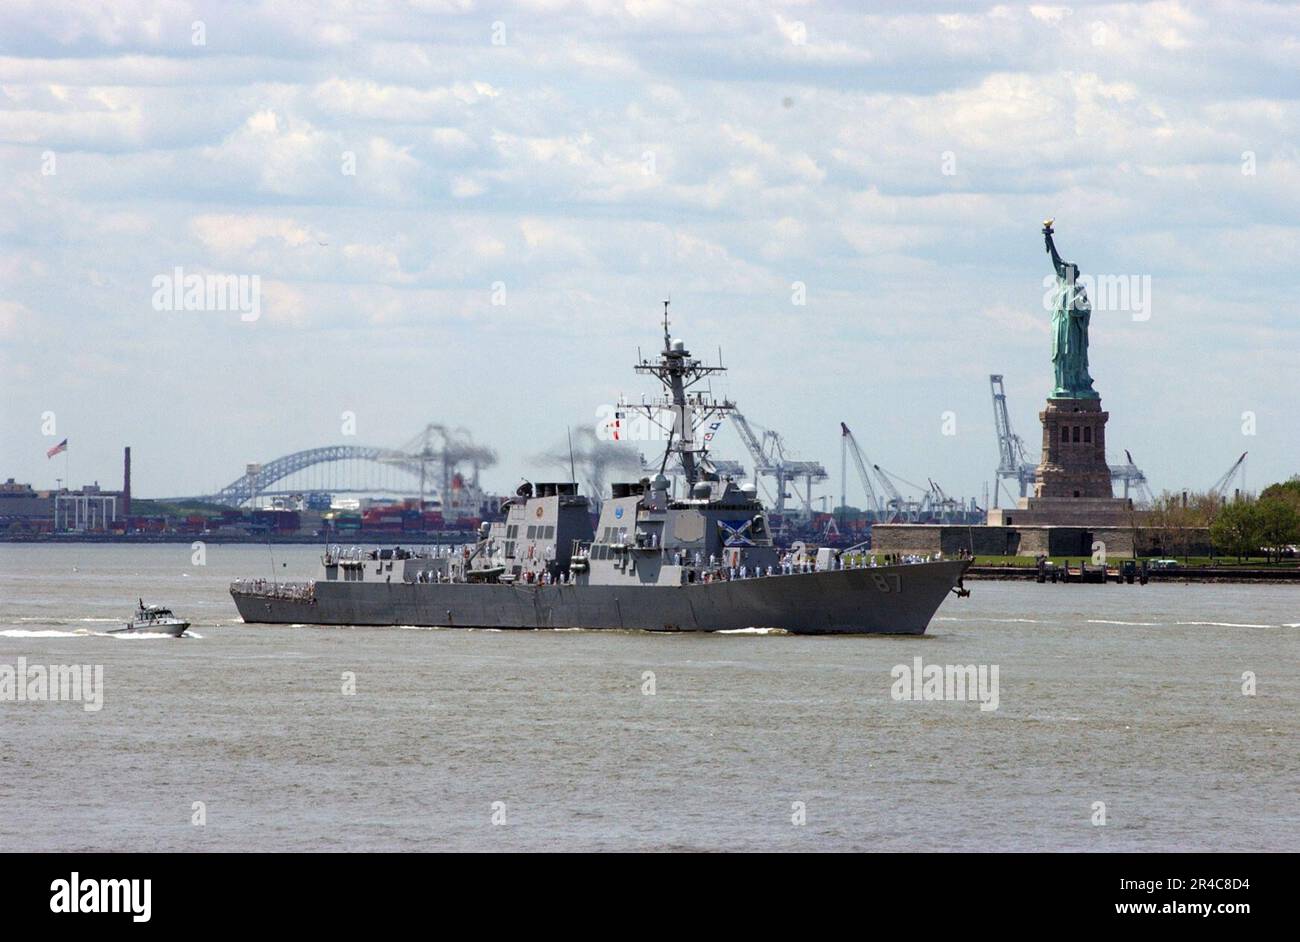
[[0, 298, 34, 338], [1, 0, 1298, 499], [189, 214, 317, 258]]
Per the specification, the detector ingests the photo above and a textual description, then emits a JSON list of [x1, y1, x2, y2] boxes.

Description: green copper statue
[[1043, 220, 1098, 399]]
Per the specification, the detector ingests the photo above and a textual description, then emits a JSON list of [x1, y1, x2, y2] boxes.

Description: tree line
[[1135, 477, 1300, 562]]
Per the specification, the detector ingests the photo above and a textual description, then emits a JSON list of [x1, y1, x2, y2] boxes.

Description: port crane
[[731, 412, 829, 523], [927, 478, 966, 523], [840, 422, 980, 524], [989, 374, 1037, 506], [839, 422, 885, 520], [1115, 449, 1155, 505], [1209, 452, 1248, 500], [839, 422, 917, 522], [382, 424, 498, 506], [874, 465, 933, 522]]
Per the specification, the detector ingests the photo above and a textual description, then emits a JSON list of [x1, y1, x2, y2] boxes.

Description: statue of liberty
[[1043, 220, 1098, 399]]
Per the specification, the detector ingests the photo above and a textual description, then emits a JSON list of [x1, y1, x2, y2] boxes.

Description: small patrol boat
[[108, 600, 191, 637]]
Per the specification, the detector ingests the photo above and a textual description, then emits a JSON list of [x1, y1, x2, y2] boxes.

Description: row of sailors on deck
[[409, 549, 943, 585], [688, 550, 944, 582], [667, 550, 943, 570], [233, 579, 315, 600], [523, 569, 571, 585], [415, 567, 576, 585]]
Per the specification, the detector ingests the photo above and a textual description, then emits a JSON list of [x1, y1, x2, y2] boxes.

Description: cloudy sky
[[2, 0, 1297, 507]]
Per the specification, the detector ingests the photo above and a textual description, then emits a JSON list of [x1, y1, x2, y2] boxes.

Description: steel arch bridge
[[207, 445, 426, 507]]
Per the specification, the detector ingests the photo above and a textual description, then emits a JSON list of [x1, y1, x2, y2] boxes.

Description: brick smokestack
[[123, 446, 131, 517]]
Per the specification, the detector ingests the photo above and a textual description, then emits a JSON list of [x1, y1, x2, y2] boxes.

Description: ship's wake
[[1, 627, 198, 639], [0, 628, 89, 638]]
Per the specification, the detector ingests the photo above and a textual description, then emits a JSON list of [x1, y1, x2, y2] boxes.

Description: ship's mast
[[630, 300, 734, 487]]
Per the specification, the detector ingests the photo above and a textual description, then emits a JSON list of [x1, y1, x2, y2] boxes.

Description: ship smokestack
[[123, 446, 131, 517]]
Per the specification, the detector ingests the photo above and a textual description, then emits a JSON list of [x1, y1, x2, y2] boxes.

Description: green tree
[[1259, 477, 1300, 513], [1256, 496, 1300, 563], [1209, 500, 1262, 562]]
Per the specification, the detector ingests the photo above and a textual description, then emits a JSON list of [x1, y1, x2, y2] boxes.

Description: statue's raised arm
[[1043, 218, 1067, 279]]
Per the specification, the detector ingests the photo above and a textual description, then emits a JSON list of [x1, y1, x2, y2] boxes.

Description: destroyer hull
[[231, 560, 968, 635]]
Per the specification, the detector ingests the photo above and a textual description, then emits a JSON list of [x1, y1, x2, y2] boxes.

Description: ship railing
[[678, 551, 945, 584], [230, 579, 316, 603]]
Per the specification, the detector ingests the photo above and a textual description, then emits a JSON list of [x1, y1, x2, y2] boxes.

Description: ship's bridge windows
[[543, 525, 555, 539], [526, 525, 537, 539]]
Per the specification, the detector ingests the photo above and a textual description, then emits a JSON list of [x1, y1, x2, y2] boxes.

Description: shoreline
[[966, 564, 1300, 584], [5, 537, 1297, 584]]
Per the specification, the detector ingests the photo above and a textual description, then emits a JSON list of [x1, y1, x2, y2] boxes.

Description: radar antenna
[[625, 300, 734, 487]]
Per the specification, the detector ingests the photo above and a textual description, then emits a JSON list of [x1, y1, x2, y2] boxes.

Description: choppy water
[[1, 543, 1296, 852]]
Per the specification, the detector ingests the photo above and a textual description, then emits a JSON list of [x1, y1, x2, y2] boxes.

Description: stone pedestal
[[1034, 397, 1113, 499], [984, 396, 1134, 527]]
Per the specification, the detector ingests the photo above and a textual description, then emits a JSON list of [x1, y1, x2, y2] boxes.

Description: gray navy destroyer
[[231, 307, 970, 634]]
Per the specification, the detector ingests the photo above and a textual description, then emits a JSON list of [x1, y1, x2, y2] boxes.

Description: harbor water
[[1, 543, 1296, 851]]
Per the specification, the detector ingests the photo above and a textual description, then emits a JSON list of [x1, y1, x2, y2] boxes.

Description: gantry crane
[[989, 374, 1037, 506], [731, 411, 829, 522], [927, 478, 965, 523], [380, 424, 497, 506], [1114, 449, 1155, 506]]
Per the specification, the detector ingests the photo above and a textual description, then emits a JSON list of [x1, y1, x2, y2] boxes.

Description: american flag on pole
[[46, 438, 68, 458]]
